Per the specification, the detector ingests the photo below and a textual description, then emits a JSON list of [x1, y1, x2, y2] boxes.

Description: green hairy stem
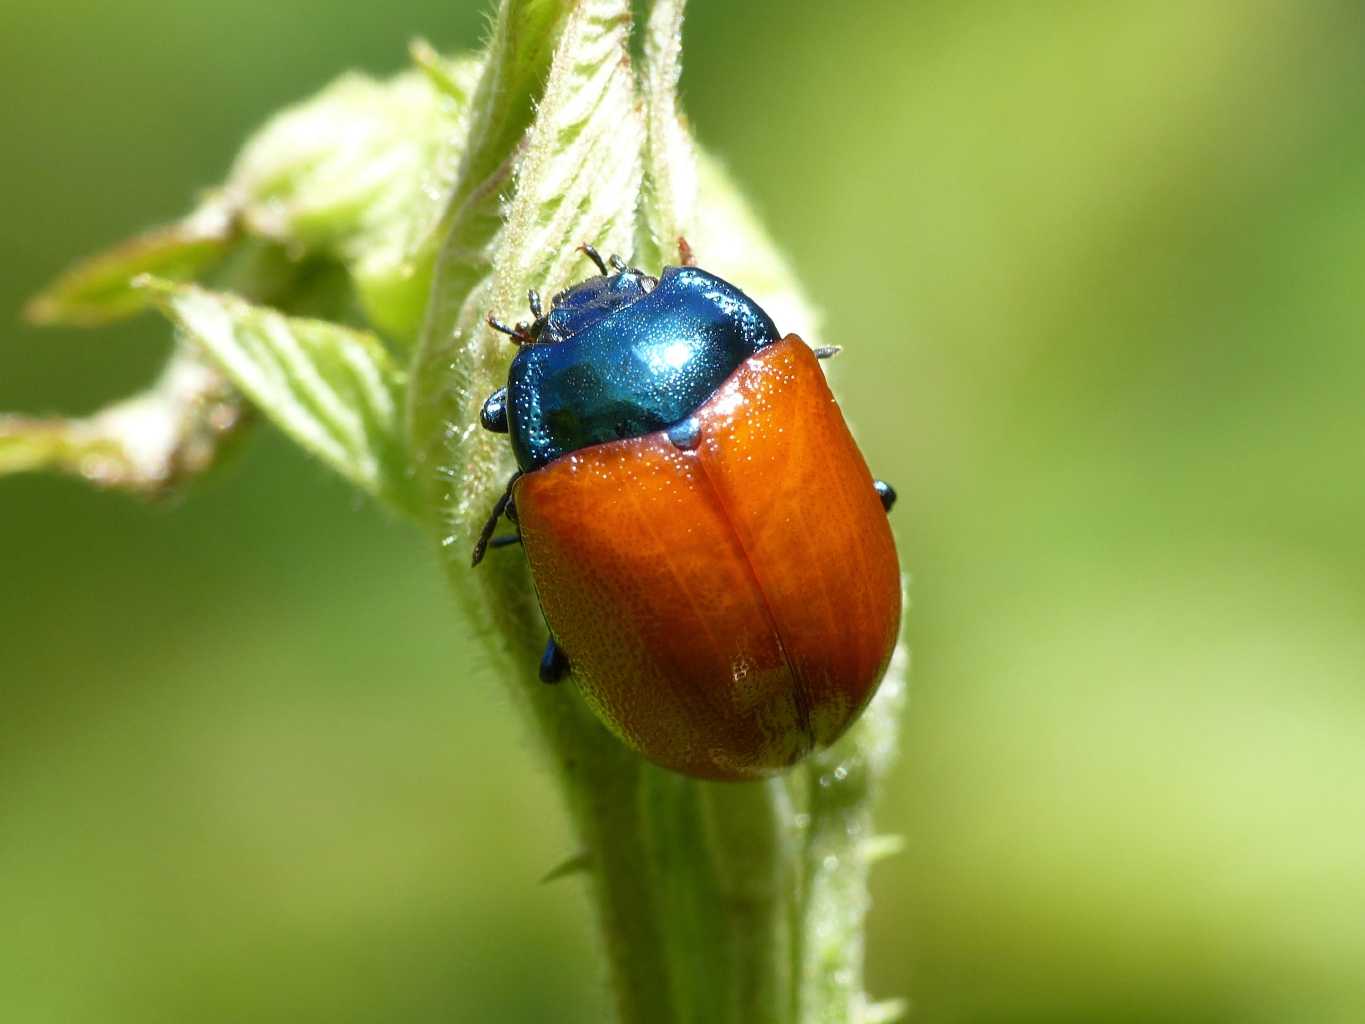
[[4, 2, 908, 1020]]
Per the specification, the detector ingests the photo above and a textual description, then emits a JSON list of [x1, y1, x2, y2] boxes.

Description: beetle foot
[[539, 637, 570, 684], [874, 479, 897, 513]]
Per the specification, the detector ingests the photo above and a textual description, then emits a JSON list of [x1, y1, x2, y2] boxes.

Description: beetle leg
[[471, 471, 523, 567], [812, 345, 842, 360], [528, 288, 543, 318], [677, 235, 696, 267], [539, 637, 570, 684], [608, 254, 629, 273], [577, 243, 609, 276], [489, 534, 522, 550], [480, 387, 509, 433], [873, 479, 897, 513]]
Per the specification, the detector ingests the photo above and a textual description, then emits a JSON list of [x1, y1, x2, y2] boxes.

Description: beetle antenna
[[677, 235, 696, 267], [812, 345, 842, 360], [608, 254, 629, 273], [472, 472, 523, 567], [527, 288, 542, 318], [577, 243, 609, 276], [487, 314, 533, 345]]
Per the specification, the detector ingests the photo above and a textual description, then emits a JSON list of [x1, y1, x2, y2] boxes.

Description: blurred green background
[[4, 1, 1364, 1021]]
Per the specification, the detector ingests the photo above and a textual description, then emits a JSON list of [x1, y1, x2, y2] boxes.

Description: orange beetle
[[475, 247, 901, 779]]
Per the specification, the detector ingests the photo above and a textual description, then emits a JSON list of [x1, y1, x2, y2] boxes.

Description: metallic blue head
[[494, 263, 780, 471]]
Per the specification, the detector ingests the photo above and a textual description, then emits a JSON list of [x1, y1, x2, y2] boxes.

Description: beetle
[[473, 244, 901, 780]]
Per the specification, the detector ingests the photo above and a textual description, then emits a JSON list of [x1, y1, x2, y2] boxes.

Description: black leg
[[874, 479, 897, 513], [471, 472, 522, 567], [528, 288, 542, 318], [539, 637, 570, 684], [812, 345, 842, 360], [489, 534, 522, 550], [480, 387, 509, 433]]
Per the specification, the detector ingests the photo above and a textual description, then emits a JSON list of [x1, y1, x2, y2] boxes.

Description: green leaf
[[638, 0, 696, 269], [407, 0, 579, 518], [428, 0, 572, 254], [140, 279, 415, 513], [226, 63, 481, 345], [488, 0, 642, 313], [23, 205, 237, 328], [0, 344, 245, 497], [24, 57, 482, 347]]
